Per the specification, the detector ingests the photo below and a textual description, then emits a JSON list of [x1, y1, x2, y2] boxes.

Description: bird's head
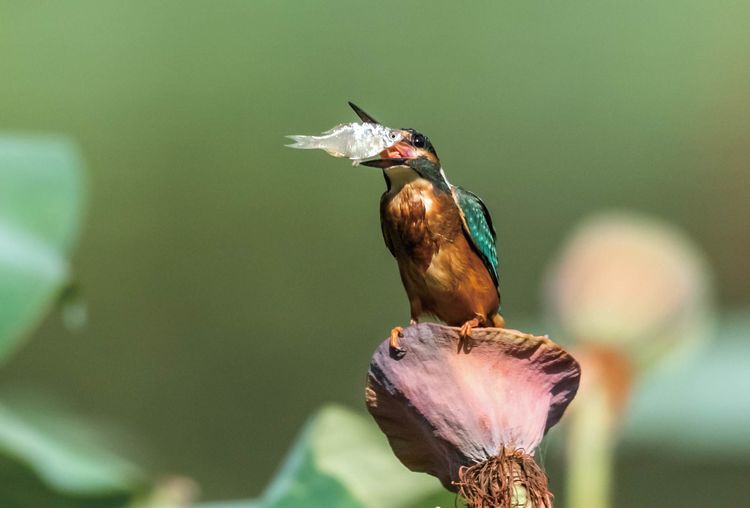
[[348, 102, 445, 185]]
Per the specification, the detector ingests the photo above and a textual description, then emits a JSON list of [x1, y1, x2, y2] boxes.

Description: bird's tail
[[285, 135, 323, 150], [491, 313, 506, 328]]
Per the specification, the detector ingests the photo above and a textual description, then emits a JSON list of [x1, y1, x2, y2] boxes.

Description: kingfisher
[[349, 103, 506, 356]]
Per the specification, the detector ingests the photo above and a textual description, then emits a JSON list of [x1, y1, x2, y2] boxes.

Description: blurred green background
[[0, 1, 748, 506]]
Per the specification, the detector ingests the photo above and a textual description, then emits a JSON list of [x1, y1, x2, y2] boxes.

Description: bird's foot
[[457, 318, 480, 354], [459, 318, 480, 339], [389, 326, 407, 359]]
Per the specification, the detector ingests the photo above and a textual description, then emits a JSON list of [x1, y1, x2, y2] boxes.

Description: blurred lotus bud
[[366, 324, 580, 507], [544, 211, 715, 370], [546, 212, 717, 508]]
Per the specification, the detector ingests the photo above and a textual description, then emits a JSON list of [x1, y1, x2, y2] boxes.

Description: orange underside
[[401, 232, 500, 326], [381, 177, 501, 327]]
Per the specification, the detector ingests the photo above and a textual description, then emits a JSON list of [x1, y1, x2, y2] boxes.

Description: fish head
[[376, 125, 404, 149]]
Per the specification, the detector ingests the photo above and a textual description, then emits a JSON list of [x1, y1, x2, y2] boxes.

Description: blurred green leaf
[[623, 311, 750, 456], [199, 405, 453, 508], [0, 453, 132, 508], [0, 398, 145, 496], [0, 136, 85, 363]]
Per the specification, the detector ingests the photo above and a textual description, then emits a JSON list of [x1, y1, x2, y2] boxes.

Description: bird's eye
[[389, 132, 398, 139], [412, 133, 426, 148]]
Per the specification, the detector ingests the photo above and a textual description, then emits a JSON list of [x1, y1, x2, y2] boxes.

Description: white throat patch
[[385, 165, 420, 192]]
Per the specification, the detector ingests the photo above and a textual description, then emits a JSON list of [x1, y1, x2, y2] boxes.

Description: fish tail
[[285, 135, 322, 150]]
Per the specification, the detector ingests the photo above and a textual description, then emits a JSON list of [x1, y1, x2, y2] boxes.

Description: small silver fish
[[286, 122, 403, 163]]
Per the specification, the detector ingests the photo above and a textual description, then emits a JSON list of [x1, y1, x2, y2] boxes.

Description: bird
[[349, 102, 505, 356]]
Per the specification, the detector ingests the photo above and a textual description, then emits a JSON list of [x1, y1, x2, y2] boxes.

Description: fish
[[286, 122, 403, 163]]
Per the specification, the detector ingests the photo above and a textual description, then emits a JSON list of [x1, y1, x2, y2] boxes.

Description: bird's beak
[[348, 102, 380, 124], [360, 157, 409, 169]]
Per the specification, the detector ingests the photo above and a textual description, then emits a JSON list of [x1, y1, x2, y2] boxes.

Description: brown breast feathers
[[380, 178, 460, 271]]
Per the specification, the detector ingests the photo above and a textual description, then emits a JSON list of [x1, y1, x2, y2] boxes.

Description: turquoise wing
[[452, 186, 499, 286]]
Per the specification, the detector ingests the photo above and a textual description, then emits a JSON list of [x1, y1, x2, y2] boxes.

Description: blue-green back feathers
[[452, 186, 499, 286]]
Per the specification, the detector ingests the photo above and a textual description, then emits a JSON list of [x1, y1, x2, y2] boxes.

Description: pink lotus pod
[[366, 323, 580, 507]]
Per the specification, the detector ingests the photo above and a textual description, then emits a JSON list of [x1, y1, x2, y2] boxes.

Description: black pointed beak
[[348, 102, 380, 124], [360, 157, 409, 169]]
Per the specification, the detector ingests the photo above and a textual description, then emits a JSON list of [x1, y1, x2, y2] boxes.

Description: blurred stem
[[565, 380, 615, 508]]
